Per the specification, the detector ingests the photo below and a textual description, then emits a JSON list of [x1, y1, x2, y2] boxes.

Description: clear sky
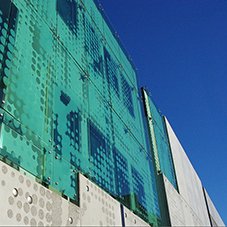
[[99, 0, 227, 223]]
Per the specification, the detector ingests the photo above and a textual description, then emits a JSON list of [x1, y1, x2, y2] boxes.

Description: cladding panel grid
[[0, 0, 160, 224], [0, 159, 153, 227]]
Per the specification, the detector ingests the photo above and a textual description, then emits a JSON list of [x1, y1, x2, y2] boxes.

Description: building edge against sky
[[0, 0, 225, 226], [142, 88, 225, 226]]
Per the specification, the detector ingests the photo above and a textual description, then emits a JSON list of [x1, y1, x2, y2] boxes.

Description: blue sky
[[99, 0, 227, 223]]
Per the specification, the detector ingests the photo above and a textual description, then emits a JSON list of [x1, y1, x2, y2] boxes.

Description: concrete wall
[[204, 189, 225, 226], [163, 174, 208, 226], [0, 160, 150, 226], [164, 117, 211, 226]]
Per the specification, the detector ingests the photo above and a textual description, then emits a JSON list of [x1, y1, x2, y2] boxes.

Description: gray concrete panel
[[0, 160, 80, 226], [123, 206, 150, 227], [79, 173, 122, 226], [163, 174, 205, 226], [204, 189, 225, 226], [164, 117, 211, 226]]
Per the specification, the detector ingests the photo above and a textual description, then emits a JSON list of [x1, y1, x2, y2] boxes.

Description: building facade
[[0, 0, 224, 226]]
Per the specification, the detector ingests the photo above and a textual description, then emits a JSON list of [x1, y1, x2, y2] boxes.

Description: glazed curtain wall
[[0, 0, 160, 225]]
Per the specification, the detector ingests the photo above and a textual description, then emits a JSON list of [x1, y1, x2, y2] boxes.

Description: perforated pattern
[[0, 161, 80, 226], [79, 174, 122, 226], [0, 0, 160, 225], [123, 206, 150, 227]]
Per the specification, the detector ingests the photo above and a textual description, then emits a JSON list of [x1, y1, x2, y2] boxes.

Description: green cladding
[[0, 0, 160, 225], [142, 88, 177, 189]]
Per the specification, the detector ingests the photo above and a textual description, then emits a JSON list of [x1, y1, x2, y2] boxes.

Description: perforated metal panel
[[0, 160, 80, 226]]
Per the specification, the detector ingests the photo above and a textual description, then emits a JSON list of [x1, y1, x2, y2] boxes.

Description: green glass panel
[[0, 0, 161, 225], [144, 90, 177, 189]]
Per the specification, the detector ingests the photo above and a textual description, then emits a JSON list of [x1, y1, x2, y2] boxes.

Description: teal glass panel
[[88, 120, 115, 194], [57, 0, 78, 34], [0, 0, 161, 225], [145, 92, 177, 189], [113, 147, 130, 205]]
